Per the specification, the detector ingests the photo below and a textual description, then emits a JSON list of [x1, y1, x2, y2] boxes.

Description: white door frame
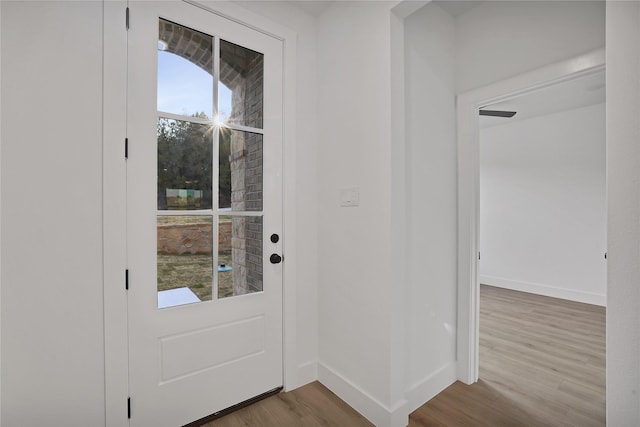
[[456, 48, 606, 384], [103, 1, 297, 425]]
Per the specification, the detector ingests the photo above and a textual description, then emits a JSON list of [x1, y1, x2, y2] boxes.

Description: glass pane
[[219, 39, 263, 128], [218, 130, 262, 211], [217, 216, 233, 298], [158, 118, 213, 210], [218, 83, 233, 124], [219, 216, 263, 298], [158, 19, 213, 118], [157, 215, 213, 308]]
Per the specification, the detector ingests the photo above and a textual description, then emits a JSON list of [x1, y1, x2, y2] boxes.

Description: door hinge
[[605, 252, 608, 260], [478, 252, 481, 260], [127, 397, 131, 419], [125, 138, 129, 159], [126, 7, 130, 30], [125, 269, 129, 290]]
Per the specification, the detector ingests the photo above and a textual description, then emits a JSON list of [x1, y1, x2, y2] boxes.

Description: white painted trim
[[279, 17, 299, 395], [0, 1, 3, 421], [296, 360, 318, 388], [456, 48, 606, 385], [275, 12, 299, 394], [157, 111, 212, 126], [389, 2, 411, 417], [158, 112, 265, 136], [479, 276, 606, 307], [158, 110, 266, 135], [156, 209, 263, 217], [605, 3, 640, 423], [405, 362, 457, 414], [103, 1, 129, 426], [317, 362, 409, 427]]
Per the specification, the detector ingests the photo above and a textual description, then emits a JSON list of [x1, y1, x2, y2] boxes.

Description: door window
[[156, 19, 265, 308]]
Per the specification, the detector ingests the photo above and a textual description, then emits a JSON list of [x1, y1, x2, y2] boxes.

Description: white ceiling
[[479, 70, 606, 128], [293, 0, 334, 17], [434, 0, 484, 18], [294, 0, 481, 19]]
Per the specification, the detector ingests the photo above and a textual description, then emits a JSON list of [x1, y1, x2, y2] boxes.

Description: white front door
[[126, 2, 283, 425]]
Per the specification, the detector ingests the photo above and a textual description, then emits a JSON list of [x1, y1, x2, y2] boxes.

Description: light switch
[[340, 187, 360, 207]]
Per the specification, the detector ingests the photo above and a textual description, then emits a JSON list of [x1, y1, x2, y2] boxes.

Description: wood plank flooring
[[203, 381, 373, 427], [205, 285, 605, 426], [410, 285, 606, 426]]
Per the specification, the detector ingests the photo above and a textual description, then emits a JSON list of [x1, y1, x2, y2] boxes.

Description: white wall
[[606, 1, 640, 424], [1, 2, 105, 425], [316, 2, 401, 425], [479, 104, 606, 305], [403, 2, 458, 412], [0, 1, 3, 418], [456, 1, 605, 93], [313, 3, 461, 423]]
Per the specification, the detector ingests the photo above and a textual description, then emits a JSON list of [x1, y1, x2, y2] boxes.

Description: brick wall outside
[[225, 43, 264, 295]]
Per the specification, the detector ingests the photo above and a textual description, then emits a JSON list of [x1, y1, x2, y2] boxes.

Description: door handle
[[270, 254, 282, 264]]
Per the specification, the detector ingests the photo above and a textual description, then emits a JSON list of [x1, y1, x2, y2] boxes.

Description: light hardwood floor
[[206, 285, 606, 426], [203, 381, 373, 427], [410, 285, 606, 426]]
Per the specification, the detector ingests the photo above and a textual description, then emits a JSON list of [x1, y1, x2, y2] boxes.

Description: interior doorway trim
[[456, 48, 606, 384]]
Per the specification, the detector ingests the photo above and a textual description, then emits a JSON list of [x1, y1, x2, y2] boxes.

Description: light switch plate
[[340, 187, 360, 207]]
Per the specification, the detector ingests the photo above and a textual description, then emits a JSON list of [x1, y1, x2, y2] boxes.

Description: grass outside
[[157, 252, 234, 300]]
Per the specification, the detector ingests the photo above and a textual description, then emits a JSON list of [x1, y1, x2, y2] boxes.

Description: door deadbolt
[[270, 254, 282, 264]]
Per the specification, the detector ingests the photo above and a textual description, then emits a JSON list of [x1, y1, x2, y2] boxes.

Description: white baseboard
[[296, 360, 318, 388], [479, 275, 606, 306], [405, 361, 457, 413], [317, 362, 409, 427]]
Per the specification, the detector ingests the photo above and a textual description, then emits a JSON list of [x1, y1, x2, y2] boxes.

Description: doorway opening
[[456, 49, 606, 384], [478, 70, 606, 307], [475, 71, 607, 423]]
